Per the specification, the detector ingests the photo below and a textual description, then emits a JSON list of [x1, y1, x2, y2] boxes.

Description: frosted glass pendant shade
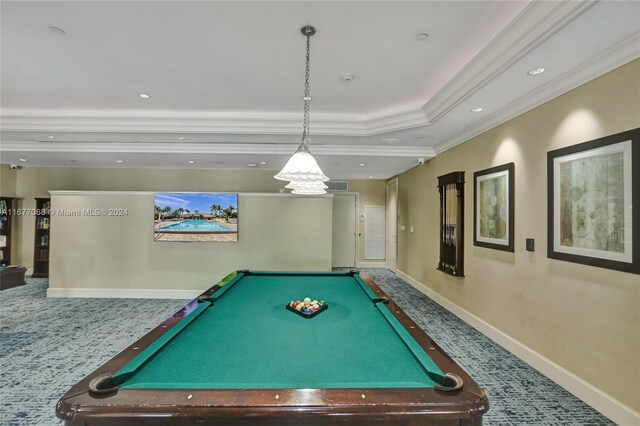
[[274, 145, 329, 182], [285, 181, 328, 190], [286, 180, 327, 195]]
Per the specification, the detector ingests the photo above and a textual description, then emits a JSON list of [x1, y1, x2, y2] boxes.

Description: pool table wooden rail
[[56, 272, 489, 425]]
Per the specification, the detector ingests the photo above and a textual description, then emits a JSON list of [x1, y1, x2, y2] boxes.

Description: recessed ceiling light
[[139, 93, 150, 99], [341, 74, 355, 82], [369, 176, 374, 179], [188, 160, 195, 164], [416, 135, 425, 139], [247, 163, 257, 167], [177, 137, 184, 140], [527, 67, 546, 75], [18, 158, 27, 162], [260, 161, 267, 165], [116, 160, 124, 163], [416, 33, 429, 41], [359, 163, 365, 167], [381, 138, 399, 145], [49, 26, 65, 35], [46, 135, 55, 139], [471, 107, 483, 113], [69, 160, 78, 163]]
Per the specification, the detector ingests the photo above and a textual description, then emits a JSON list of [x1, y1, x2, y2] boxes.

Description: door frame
[[332, 192, 359, 268]]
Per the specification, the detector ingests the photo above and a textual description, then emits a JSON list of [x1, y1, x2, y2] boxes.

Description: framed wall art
[[547, 128, 639, 274], [474, 163, 514, 252], [154, 193, 239, 242]]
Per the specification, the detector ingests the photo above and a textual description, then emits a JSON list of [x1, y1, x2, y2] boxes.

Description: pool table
[[56, 271, 489, 425]]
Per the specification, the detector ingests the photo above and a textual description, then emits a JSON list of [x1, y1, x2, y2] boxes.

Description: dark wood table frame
[[56, 273, 489, 425]]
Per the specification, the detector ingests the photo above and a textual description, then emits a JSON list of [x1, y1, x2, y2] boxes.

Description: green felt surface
[[115, 300, 212, 383], [117, 273, 443, 390]]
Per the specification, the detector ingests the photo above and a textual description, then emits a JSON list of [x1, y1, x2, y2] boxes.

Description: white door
[[386, 178, 398, 271], [332, 194, 357, 268]]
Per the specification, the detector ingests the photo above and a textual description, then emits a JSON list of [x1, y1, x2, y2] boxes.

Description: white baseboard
[[356, 261, 387, 268], [395, 269, 640, 426], [46, 287, 199, 299]]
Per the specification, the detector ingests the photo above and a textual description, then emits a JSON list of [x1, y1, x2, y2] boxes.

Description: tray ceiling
[[1, 1, 638, 179]]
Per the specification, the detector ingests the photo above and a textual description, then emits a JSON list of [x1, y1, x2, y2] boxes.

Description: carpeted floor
[[0, 271, 613, 425]]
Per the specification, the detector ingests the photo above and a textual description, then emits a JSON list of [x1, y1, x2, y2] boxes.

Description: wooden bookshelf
[[33, 198, 50, 278], [0, 197, 14, 266]]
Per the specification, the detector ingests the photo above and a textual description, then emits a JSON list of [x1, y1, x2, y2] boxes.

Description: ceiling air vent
[[326, 181, 348, 192]]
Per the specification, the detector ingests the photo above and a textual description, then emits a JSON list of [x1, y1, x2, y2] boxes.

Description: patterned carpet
[[0, 271, 613, 425]]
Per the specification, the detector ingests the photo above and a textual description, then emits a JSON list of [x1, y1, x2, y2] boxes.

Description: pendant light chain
[[273, 25, 328, 191], [301, 30, 312, 147]]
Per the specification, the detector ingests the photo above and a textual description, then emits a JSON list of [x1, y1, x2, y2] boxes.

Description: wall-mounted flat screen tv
[[154, 193, 238, 242]]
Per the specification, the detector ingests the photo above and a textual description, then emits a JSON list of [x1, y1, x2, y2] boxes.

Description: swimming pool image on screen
[[154, 193, 238, 242], [157, 219, 234, 232]]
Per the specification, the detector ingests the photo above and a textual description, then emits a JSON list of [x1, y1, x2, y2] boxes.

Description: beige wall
[[8, 167, 383, 267], [0, 164, 17, 197], [396, 60, 640, 411], [49, 192, 333, 292]]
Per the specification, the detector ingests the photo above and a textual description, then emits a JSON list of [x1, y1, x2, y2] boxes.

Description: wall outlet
[[400, 225, 406, 231], [526, 238, 535, 252], [410, 227, 414, 233]]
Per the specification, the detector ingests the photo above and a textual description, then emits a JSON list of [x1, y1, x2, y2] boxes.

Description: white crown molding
[[434, 32, 640, 155], [0, 140, 435, 158], [313, 144, 435, 158], [421, 0, 597, 124], [48, 191, 334, 197], [364, 103, 429, 135], [0, 111, 357, 135], [0, 104, 429, 137], [49, 190, 154, 195]]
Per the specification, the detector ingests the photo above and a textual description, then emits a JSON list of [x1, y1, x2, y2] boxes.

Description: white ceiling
[[1, 1, 638, 179]]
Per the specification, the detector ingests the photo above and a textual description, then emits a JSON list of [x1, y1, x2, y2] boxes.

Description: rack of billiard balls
[[286, 297, 328, 318]]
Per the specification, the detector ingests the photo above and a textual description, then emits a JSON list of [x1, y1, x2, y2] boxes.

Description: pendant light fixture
[[274, 25, 329, 194], [285, 180, 329, 195]]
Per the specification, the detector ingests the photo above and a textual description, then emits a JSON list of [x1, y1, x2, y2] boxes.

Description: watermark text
[[1, 208, 129, 217]]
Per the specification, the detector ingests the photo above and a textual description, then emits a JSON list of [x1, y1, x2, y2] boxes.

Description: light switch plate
[[526, 238, 535, 252]]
